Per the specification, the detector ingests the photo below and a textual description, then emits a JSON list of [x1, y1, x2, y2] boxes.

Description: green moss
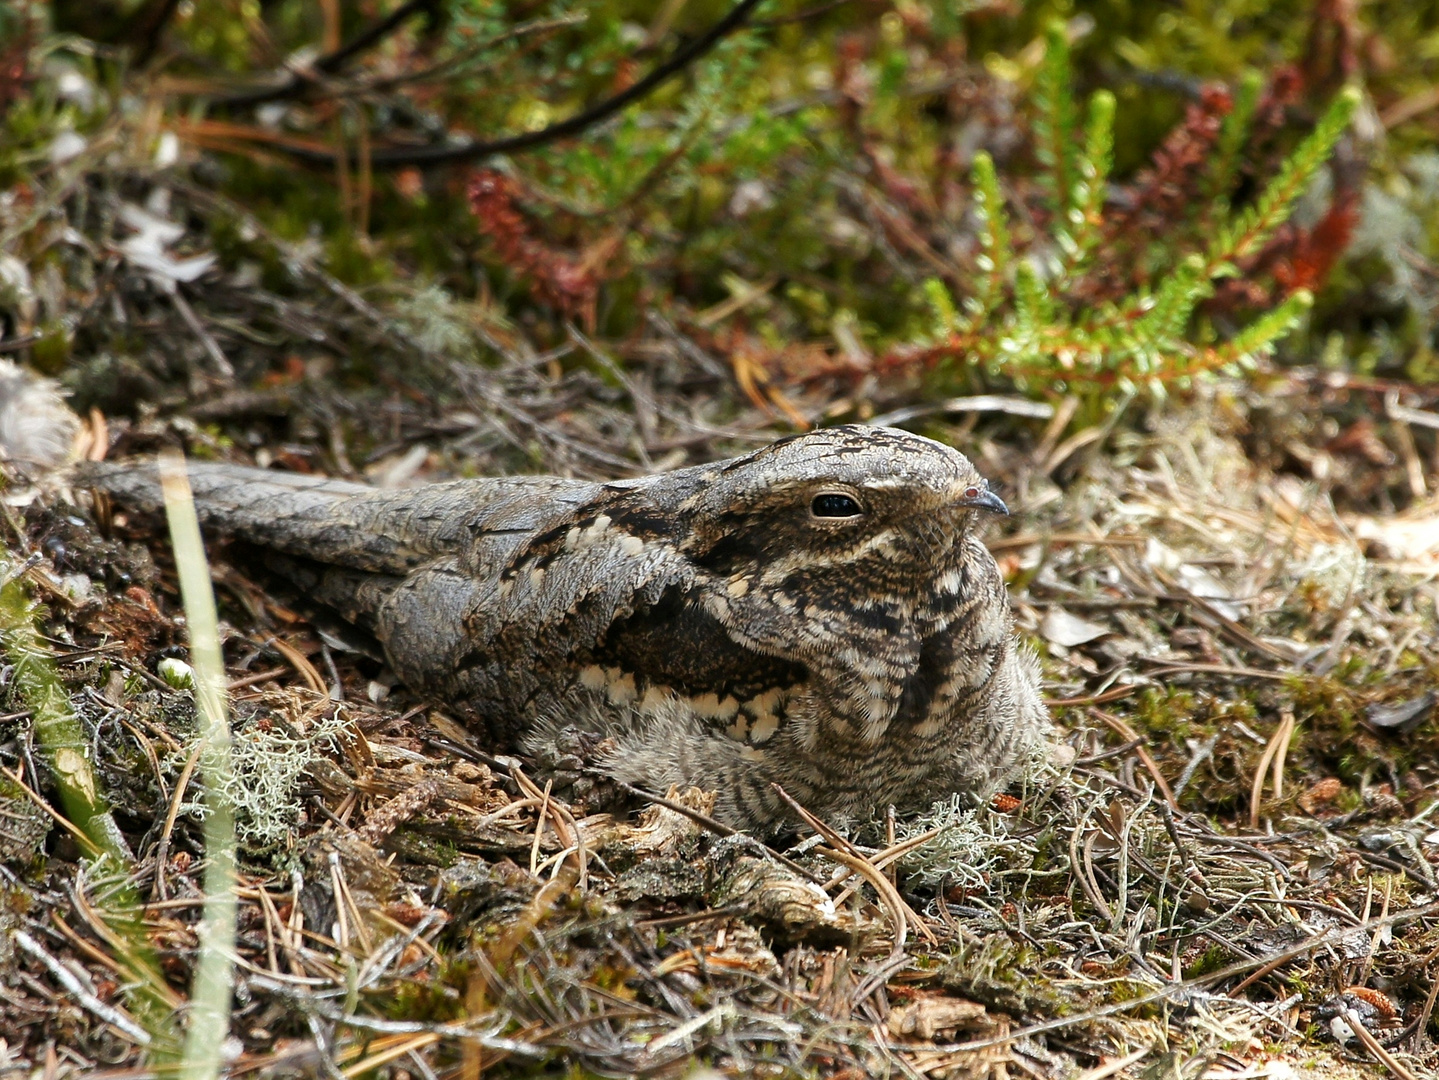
[[1103, 979, 1164, 1019], [30, 322, 70, 376], [938, 936, 1074, 1017], [381, 974, 465, 1024], [1182, 943, 1232, 980], [1133, 687, 1201, 740]]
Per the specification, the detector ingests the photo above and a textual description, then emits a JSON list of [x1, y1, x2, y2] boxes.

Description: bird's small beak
[[958, 486, 1009, 516]]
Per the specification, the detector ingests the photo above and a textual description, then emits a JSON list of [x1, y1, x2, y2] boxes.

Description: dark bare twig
[[0, 333, 39, 353], [215, 0, 443, 108], [264, 0, 766, 170], [129, 0, 183, 68], [315, 0, 442, 77]]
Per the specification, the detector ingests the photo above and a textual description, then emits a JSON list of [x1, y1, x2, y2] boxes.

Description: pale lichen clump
[[891, 795, 1017, 892], [1296, 540, 1367, 611], [891, 740, 1057, 893], [170, 694, 349, 854]]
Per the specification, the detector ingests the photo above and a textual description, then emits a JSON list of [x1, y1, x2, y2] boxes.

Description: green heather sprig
[[1057, 89, 1115, 279], [922, 26, 1356, 398], [1033, 20, 1080, 223], [963, 149, 1011, 328], [1209, 85, 1360, 270], [1207, 69, 1263, 216]]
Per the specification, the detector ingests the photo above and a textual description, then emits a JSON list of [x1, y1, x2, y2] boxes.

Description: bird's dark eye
[[811, 493, 864, 518]]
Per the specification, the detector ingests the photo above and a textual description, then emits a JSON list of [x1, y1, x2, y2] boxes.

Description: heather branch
[[1058, 89, 1115, 277], [1207, 69, 1263, 215], [1133, 255, 1209, 354], [1213, 289, 1315, 372], [1208, 85, 1359, 270], [924, 278, 960, 337], [1008, 260, 1052, 373], [1034, 20, 1080, 222], [965, 151, 1011, 327]]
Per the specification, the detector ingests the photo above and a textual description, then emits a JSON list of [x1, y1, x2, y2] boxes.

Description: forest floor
[[3, 286, 1438, 1079]]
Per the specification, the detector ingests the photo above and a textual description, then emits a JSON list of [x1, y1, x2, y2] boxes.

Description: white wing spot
[[606, 668, 637, 704], [577, 514, 612, 550], [639, 684, 671, 714], [691, 692, 739, 720], [749, 712, 779, 745]]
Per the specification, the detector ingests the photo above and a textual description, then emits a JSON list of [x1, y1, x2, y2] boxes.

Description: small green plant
[[917, 22, 1358, 401], [0, 551, 181, 1054]]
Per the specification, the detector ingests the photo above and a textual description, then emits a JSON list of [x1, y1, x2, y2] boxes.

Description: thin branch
[[317, 0, 441, 76], [269, 0, 766, 170], [610, 778, 823, 884], [215, 0, 442, 108]]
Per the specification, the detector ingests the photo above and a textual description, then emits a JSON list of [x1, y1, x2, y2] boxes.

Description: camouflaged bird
[[86, 425, 1048, 831]]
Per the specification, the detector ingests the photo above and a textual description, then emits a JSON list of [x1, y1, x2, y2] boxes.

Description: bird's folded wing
[[457, 488, 700, 667], [592, 589, 807, 706]]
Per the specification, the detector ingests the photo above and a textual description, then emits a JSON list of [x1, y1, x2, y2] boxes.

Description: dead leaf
[[1040, 606, 1109, 647], [1299, 777, 1344, 814], [1364, 692, 1435, 733]]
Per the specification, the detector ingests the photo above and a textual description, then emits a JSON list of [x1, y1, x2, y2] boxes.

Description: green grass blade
[[159, 450, 239, 1080]]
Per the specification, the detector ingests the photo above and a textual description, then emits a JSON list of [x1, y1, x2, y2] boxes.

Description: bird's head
[[658, 426, 1010, 736], [671, 425, 1006, 585]]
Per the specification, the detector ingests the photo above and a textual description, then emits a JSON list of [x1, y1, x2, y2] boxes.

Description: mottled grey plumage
[[85, 425, 1048, 831]]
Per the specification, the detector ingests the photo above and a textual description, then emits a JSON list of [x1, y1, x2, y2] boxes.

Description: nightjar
[[86, 425, 1048, 831]]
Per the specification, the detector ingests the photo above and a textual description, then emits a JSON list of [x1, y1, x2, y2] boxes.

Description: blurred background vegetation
[[4, 0, 1439, 504]]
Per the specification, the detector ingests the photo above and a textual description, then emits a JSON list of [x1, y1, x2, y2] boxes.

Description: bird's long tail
[[79, 460, 473, 576]]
